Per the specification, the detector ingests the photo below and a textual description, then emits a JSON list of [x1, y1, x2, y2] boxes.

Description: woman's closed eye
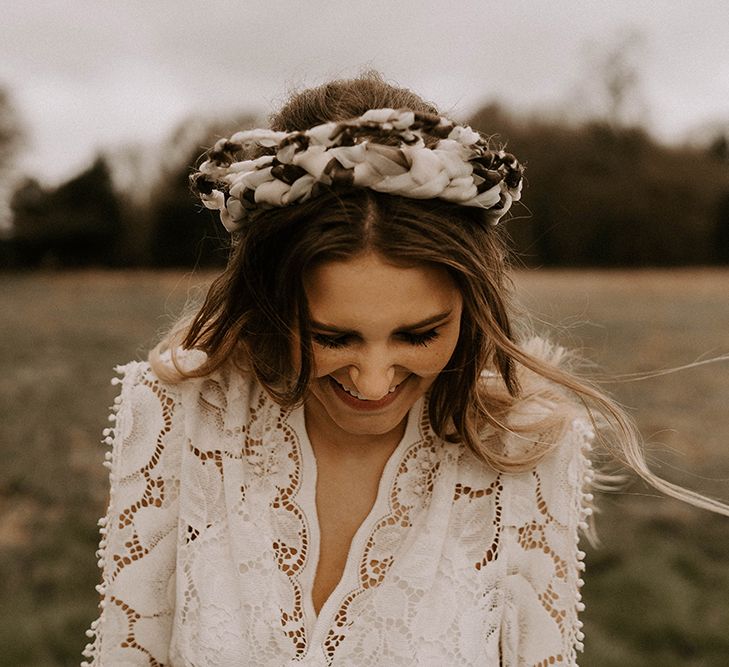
[[312, 328, 441, 350], [399, 329, 440, 347], [312, 333, 351, 349]]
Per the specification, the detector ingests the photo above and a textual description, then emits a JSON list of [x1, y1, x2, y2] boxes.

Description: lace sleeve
[[82, 361, 184, 667], [499, 417, 595, 667]]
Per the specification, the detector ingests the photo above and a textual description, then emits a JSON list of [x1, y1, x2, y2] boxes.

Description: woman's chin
[[307, 373, 423, 439]]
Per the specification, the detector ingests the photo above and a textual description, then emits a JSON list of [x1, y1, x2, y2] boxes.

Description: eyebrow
[[310, 309, 454, 335]]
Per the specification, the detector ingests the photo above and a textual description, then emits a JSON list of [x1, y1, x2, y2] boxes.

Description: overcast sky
[[2, 0, 729, 185]]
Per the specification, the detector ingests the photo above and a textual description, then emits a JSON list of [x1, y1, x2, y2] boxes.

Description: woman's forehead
[[304, 253, 461, 327]]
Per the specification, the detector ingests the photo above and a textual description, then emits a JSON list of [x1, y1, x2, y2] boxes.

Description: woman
[[83, 75, 725, 666]]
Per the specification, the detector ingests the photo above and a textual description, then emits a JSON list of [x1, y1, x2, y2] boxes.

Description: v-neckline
[[286, 397, 424, 645]]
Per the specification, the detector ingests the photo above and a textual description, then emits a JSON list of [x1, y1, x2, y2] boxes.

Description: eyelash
[[312, 329, 441, 350]]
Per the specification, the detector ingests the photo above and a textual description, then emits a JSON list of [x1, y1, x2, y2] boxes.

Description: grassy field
[[1, 269, 728, 666]]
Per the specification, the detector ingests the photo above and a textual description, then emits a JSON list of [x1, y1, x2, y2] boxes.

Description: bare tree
[[0, 86, 24, 234], [599, 29, 646, 128], [564, 29, 649, 130]]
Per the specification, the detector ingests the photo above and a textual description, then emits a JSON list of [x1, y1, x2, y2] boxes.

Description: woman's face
[[303, 252, 463, 439]]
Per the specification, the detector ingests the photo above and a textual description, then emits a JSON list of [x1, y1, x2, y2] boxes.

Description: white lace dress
[[83, 359, 594, 666]]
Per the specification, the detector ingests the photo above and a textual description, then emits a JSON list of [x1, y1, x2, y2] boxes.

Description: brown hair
[[152, 73, 729, 514], [173, 186, 523, 452], [268, 73, 440, 131]]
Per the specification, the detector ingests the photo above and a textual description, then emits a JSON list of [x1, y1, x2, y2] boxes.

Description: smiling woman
[[82, 73, 728, 667]]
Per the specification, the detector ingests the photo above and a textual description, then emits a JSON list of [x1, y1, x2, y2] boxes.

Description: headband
[[191, 108, 524, 233]]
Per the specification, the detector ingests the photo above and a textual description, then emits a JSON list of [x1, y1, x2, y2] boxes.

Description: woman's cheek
[[419, 344, 457, 375], [311, 348, 346, 377], [394, 342, 457, 377]]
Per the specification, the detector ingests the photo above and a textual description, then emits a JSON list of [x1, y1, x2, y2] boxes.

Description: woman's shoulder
[[114, 347, 263, 424], [108, 349, 267, 471], [141, 346, 258, 391], [468, 336, 594, 502], [497, 335, 593, 457], [490, 337, 595, 527]]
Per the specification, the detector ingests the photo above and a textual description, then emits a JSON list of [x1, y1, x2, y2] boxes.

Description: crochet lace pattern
[[83, 350, 594, 666], [191, 108, 524, 232]]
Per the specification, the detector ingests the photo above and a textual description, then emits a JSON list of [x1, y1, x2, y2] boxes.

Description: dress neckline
[[285, 396, 425, 645]]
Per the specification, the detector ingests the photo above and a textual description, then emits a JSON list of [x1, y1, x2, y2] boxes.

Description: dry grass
[[515, 268, 729, 667], [1, 268, 728, 666]]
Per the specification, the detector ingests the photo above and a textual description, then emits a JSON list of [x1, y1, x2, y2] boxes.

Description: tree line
[[471, 103, 729, 266], [1, 99, 728, 269]]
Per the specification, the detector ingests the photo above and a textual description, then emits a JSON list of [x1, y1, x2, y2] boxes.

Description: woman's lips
[[328, 375, 408, 411]]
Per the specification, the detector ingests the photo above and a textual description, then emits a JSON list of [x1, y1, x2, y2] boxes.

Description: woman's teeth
[[334, 378, 400, 400]]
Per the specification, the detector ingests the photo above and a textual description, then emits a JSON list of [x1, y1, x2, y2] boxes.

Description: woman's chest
[[312, 462, 383, 615], [172, 452, 506, 665], [174, 396, 507, 664]]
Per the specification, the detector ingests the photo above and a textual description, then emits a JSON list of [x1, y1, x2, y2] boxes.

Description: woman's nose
[[348, 358, 396, 400]]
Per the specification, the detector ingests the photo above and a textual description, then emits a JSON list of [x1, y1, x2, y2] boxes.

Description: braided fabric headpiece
[[191, 108, 524, 233]]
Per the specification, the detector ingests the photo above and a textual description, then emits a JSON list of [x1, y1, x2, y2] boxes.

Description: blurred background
[[1, 1, 728, 665]]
